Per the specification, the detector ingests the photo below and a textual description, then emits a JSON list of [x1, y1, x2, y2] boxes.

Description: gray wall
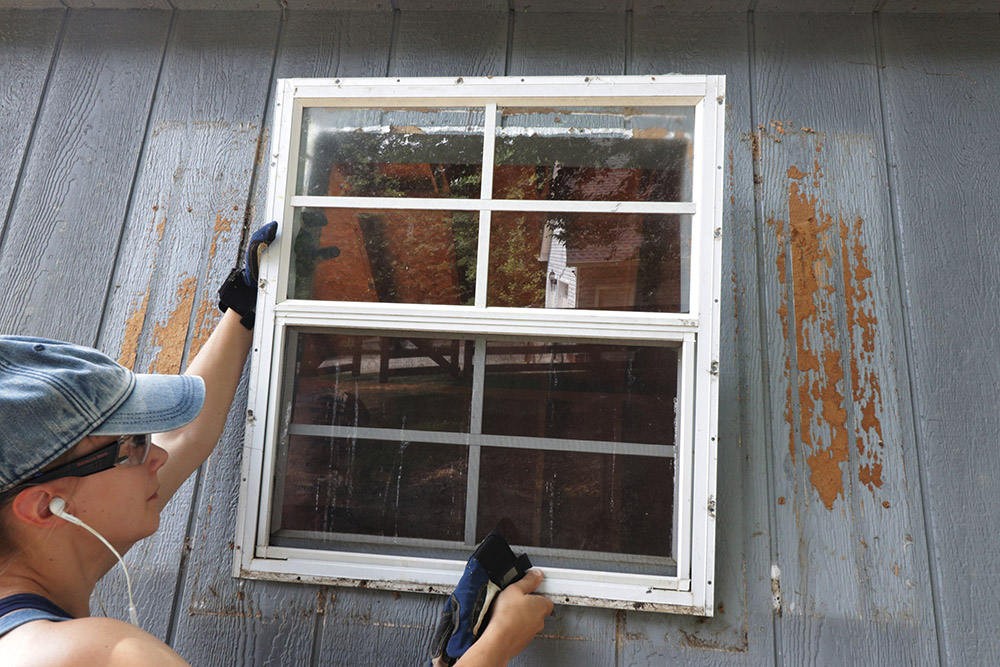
[[1, 4, 998, 665]]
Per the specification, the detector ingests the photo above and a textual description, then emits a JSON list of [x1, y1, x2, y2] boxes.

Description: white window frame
[[234, 75, 725, 615]]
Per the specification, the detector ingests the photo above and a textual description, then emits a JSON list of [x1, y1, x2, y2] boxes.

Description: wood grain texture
[[879, 0, 1000, 11], [752, 13, 937, 665], [0, 0, 63, 7], [513, 0, 625, 11], [85, 11, 316, 664], [752, 0, 879, 11], [397, 0, 506, 10], [284, 0, 392, 9], [63, 0, 170, 8], [0, 9, 170, 343], [632, 0, 752, 11], [169, 0, 279, 9], [508, 10, 625, 76], [879, 14, 1000, 665], [91, 8, 280, 641], [0, 10, 62, 248], [625, 12, 772, 664], [389, 10, 508, 77]]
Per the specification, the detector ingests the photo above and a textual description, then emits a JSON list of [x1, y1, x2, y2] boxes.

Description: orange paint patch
[[773, 160, 886, 510], [150, 277, 198, 375], [119, 286, 150, 370], [841, 217, 885, 497], [190, 215, 234, 359]]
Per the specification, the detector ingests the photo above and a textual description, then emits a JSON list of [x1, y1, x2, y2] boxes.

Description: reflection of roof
[[565, 224, 642, 265]]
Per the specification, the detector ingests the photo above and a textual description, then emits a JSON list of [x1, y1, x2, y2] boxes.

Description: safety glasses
[[0, 434, 151, 504]]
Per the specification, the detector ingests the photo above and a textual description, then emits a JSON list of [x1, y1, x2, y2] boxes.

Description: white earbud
[[49, 497, 139, 626]]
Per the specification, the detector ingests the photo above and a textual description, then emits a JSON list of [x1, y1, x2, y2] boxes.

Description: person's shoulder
[[0, 616, 190, 667]]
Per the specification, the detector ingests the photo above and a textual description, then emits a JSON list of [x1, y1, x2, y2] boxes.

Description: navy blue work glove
[[429, 532, 532, 666], [218, 221, 277, 330]]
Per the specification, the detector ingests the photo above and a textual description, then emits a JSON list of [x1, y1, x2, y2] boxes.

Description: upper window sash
[[265, 76, 718, 323]]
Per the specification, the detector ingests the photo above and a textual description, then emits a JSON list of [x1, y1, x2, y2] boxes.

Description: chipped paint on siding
[[150, 276, 198, 374], [190, 215, 233, 358], [119, 211, 168, 369], [769, 152, 886, 510], [841, 216, 885, 497]]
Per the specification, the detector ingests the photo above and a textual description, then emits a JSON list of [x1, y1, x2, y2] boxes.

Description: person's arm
[[152, 308, 253, 509], [452, 570, 553, 667]]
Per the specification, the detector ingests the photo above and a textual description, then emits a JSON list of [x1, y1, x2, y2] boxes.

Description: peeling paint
[[190, 215, 233, 358], [770, 155, 887, 510], [119, 213, 168, 369], [119, 286, 150, 371], [678, 627, 748, 653], [771, 564, 782, 615], [149, 277, 198, 375]]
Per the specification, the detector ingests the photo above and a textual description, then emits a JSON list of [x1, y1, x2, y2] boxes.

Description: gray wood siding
[[1, 7, 997, 666]]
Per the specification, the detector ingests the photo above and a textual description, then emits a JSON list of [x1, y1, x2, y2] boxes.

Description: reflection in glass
[[487, 212, 689, 312], [481, 341, 678, 446], [278, 436, 467, 540], [477, 448, 673, 557], [289, 208, 478, 304], [494, 107, 694, 202], [288, 332, 474, 432], [296, 107, 484, 198]]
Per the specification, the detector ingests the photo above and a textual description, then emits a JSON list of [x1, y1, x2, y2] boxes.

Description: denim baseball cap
[[0, 336, 205, 493]]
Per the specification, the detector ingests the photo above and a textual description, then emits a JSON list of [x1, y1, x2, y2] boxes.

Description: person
[[0, 234, 551, 665]]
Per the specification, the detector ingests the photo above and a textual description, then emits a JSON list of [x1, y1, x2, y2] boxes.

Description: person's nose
[[147, 443, 169, 475]]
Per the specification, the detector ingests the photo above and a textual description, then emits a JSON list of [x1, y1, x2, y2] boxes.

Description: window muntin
[[242, 76, 724, 614]]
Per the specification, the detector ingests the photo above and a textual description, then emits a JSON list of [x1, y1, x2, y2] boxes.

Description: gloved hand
[[218, 221, 278, 330], [429, 532, 532, 666]]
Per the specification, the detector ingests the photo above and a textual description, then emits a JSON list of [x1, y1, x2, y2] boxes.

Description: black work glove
[[429, 532, 532, 666], [218, 221, 277, 330]]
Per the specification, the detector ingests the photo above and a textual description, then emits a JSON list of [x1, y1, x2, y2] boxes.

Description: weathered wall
[[1, 7, 997, 666]]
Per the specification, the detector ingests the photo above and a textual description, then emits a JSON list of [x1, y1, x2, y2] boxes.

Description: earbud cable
[[53, 506, 139, 625]]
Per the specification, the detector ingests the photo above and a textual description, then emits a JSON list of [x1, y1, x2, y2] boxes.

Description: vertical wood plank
[[390, 10, 508, 77], [94, 11, 324, 665], [508, 10, 625, 76], [0, 9, 62, 246], [0, 9, 170, 343], [625, 12, 772, 665], [89, 9, 290, 653], [752, 13, 937, 665], [879, 13, 1000, 666]]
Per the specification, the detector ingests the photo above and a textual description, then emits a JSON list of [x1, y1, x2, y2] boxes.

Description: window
[[236, 76, 725, 614]]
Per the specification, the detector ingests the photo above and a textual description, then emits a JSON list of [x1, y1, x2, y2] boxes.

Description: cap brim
[[90, 374, 205, 436]]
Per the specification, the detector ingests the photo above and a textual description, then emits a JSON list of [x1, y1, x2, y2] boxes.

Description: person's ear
[[9, 487, 61, 527]]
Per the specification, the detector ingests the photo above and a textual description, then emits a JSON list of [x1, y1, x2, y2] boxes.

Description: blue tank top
[[0, 593, 73, 638]]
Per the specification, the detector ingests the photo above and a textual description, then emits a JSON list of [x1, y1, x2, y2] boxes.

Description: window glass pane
[[289, 207, 478, 304], [493, 107, 694, 202], [288, 332, 474, 432], [296, 107, 484, 198], [277, 435, 466, 542], [487, 212, 690, 312], [477, 448, 673, 560], [273, 331, 474, 546], [481, 341, 678, 446]]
